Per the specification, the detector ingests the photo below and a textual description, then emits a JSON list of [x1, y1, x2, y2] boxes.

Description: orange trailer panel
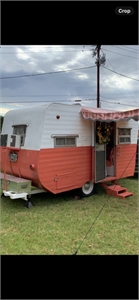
[[0, 146, 95, 193], [115, 144, 137, 178], [37, 146, 94, 193], [0, 148, 41, 188]]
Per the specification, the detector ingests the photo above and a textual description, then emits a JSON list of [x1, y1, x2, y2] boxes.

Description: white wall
[[40, 103, 93, 148], [116, 119, 138, 144], [2, 104, 49, 150], [3, 104, 138, 150]]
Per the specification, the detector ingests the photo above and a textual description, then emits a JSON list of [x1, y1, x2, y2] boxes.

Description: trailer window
[[55, 137, 76, 147], [118, 128, 131, 144], [0, 134, 8, 147], [12, 125, 27, 146]]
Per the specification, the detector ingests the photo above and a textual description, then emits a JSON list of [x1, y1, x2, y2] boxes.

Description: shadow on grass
[[1, 189, 80, 210], [2, 176, 136, 210], [1, 184, 104, 210], [122, 172, 138, 180], [131, 172, 138, 179]]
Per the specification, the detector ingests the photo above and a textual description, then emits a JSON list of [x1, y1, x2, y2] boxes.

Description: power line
[[101, 94, 138, 101], [0, 50, 91, 54], [100, 51, 139, 107], [121, 45, 139, 53], [0, 45, 90, 54], [100, 66, 133, 107], [0, 99, 97, 104], [102, 65, 137, 106], [0, 94, 97, 98], [102, 66, 139, 81], [1, 46, 83, 49], [101, 98, 139, 107], [102, 48, 139, 59], [0, 65, 97, 80], [1, 46, 139, 56], [104, 57, 138, 107], [113, 45, 139, 54], [72, 151, 137, 255], [1, 99, 138, 107], [1, 48, 139, 55], [0, 94, 136, 100]]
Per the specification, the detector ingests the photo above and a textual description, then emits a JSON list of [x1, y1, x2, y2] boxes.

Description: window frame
[[12, 124, 28, 146], [51, 134, 79, 148], [118, 128, 132, 145]]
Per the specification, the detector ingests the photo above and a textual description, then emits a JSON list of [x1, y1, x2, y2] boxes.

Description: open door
[[95, 121, 115, 182], [95, 121, 106, 182], [80, 106, 139, 181]]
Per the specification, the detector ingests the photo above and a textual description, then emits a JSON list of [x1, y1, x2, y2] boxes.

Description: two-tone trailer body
[[1, 103, 139, 202]]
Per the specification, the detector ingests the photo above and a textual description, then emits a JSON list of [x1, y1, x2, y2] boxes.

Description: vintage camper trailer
[[0, 102, 139, 201]]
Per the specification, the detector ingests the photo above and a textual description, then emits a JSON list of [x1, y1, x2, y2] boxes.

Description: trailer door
[[95, 143, 106, 182]]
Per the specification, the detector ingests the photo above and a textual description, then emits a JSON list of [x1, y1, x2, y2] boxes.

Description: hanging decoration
[[96, 123, 112, 145]]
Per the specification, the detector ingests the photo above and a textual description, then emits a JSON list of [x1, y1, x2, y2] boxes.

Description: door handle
[[117, 146, 121, 156]]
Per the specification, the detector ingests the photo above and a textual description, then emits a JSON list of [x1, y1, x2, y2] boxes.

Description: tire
[[78, 181, 95, 198]]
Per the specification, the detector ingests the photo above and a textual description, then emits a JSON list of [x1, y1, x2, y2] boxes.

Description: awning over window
[[80, 107, 139, 122]]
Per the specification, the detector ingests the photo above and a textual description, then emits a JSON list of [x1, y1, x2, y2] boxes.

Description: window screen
[[55, 137, 76, 147], [12, 125, 27, 146], [118, 128, 131, 144]]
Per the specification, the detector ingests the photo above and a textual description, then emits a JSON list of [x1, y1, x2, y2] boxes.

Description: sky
[[0, 45, 139, 116]]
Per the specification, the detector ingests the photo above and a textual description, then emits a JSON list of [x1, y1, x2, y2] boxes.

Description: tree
[[0, 116, 4, 132]]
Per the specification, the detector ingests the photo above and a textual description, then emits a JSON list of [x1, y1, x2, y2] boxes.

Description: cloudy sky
[[0, 45, 139, 116]]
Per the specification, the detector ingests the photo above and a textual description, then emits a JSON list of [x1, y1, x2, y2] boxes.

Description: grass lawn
[[0, 174, 138, 255]]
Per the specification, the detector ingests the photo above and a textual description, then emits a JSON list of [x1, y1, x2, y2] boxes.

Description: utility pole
[[96, 45, 101, 108], [91, 45, 106, 108]]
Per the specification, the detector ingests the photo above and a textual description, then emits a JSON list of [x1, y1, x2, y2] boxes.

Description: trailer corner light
[[56, 115, 60, 119]]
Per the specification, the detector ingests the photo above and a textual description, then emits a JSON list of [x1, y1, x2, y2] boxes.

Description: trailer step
[[100, 183, 133, 199], [106, 185, 127, 196], [116, 191, 133, 199]]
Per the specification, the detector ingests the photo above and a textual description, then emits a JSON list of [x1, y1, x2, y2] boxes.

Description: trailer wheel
[[79, 181, 95, 197]]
